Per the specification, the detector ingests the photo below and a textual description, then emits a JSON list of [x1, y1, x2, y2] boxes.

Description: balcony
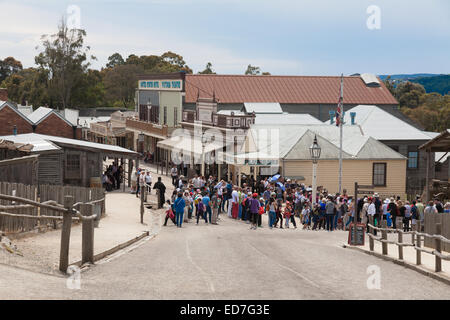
[[182, 110, 255, 129], [126, 118, 168, 138]]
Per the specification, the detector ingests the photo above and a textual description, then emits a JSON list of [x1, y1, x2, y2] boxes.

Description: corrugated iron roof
[[243, 124, 405, 160], [0, 133, 136, 155], [243, 102, 282, 113], [325, 105, 433, 141], [184, 74, 398, 105]]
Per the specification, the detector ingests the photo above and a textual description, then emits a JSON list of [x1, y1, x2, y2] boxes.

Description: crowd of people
[[101, 161, 123, 191], [133, 165, 450, 232]]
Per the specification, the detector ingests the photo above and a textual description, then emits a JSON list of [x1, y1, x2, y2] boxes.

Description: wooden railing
[[0, 193, 102, 273], [367, 216, 450, 272], [126, 118, 168, 137]]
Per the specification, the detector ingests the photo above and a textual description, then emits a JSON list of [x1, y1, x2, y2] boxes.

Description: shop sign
[[139, 80, 183, 91]]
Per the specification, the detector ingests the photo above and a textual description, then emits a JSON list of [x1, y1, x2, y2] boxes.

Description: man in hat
[[153, 177, 166, 209]]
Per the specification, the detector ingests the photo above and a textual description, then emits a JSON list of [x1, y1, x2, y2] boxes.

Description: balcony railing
[[126, 118, 168, 137], [182, 110, 255, 129]]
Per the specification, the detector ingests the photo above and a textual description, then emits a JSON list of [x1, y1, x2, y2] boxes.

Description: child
[[386, 211, 393, 228], [284, 202, 293, 228], [196, 197, 207, 224], [163, 200, 176, 226], [301, 204, 311, 230]]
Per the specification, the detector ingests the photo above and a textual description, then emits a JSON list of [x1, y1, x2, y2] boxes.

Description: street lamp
[[309, 135, 321, 206], [201, 132, 207, 177]]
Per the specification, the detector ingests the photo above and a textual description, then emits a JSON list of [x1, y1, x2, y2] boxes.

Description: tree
[[160, 51, 192, 73], [245, 64, 261, 75], [0, 56, 23, 83], [198, 62, 216, 74], [382, 75, 396, 96], [103, 64, 144, 108], [35, 18, 95, 109], [395, 81, 426, 108], [106, 53, 124, 69], [1, 67, 49, 106]]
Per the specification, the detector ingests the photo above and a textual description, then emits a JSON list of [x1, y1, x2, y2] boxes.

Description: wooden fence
[[0, 182, 38, 233], [0, 181, 104, 234], [367, 217, 450, 272], [0, 193, 98, 272], [424, 213, 450, 252]]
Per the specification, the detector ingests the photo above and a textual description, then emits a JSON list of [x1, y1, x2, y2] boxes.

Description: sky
[[0, 0, 449, 75]]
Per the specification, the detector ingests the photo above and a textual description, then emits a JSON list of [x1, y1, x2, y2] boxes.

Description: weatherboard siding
[[283, 159, 406, 197]]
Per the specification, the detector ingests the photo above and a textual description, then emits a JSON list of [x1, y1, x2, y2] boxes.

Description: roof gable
[[0, 101, 34, 125], [28, 107, 74, 127]]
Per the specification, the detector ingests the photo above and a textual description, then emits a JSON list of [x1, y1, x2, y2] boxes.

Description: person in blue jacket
[[174, 192, 186, 228]]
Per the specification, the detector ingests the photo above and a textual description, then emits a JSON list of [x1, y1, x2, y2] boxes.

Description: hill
[[379, 74, 450, 95]]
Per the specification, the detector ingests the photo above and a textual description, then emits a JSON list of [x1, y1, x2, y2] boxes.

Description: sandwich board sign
[[348, 223, 365, 246]]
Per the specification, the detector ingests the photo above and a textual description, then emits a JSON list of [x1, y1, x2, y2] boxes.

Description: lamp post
[[309, 135, 321, 206], [201, 132, 207, 177]]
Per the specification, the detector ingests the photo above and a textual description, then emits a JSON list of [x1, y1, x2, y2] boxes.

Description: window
[[408, 151, 419, 169], [66, 153, 81, 179], [163, 106, 167, 125], [373, 163, 386, 186]]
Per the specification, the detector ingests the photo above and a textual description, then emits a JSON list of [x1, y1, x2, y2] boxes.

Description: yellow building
[[223, 124, 407, 198]]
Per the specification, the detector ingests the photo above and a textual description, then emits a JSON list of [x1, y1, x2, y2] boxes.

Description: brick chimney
[[0, 88, 7, 101]]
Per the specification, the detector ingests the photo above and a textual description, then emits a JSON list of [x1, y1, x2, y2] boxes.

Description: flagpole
[[338, 74, 344, 194]]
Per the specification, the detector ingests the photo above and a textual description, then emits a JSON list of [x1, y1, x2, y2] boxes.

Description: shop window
[[372, 163, 386, 186]]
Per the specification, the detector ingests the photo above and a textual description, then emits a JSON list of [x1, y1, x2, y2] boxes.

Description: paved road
[[1, 213, 449, 300]]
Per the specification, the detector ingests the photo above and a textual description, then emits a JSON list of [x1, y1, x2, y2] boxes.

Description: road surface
[[1, 213, 449, 300]]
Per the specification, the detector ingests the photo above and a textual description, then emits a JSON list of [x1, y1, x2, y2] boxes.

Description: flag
[[335, 74, 344, 127]]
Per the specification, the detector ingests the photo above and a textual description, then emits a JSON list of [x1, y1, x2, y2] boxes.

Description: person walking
[[163, 200, 176, 226], [196, 196, 207, 224], [153, 177, 166, 209], [173, 192, 185, 228]]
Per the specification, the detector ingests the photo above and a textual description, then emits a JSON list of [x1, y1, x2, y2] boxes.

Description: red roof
[[184, 74, 398, 105]]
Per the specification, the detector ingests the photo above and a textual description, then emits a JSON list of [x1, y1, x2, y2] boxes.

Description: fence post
[[156, 189, 161, 209], [59, 195, 74, 273], [81, 203, 94, 265], [435, 223, 442, 272], [369, 216, 374, 251], [381, 220, 388, 255], [416, 220, 421, 265], [140, 186, 145, 224], [398, 231, 403, 260]]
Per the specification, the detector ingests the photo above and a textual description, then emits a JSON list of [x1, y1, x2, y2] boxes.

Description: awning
[[218, 151, 280, 166], [157, 135, 228, 156]]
